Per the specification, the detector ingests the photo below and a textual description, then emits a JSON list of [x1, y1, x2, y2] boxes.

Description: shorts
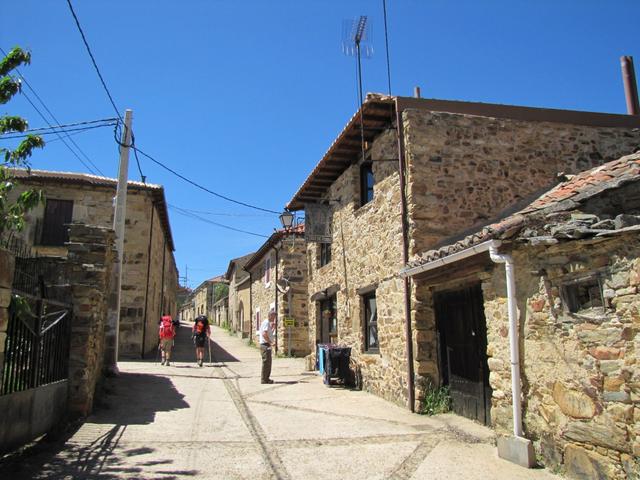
[[160, 338, 173, 351], [194, 335, 207, 348]]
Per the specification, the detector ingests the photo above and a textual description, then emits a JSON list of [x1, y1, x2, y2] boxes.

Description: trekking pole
[[155, 342, 161, 364], [208, 336, 212, 366]]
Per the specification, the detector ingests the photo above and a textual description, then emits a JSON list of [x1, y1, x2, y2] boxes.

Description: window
[[563, 277, 604, 313], [40, 199, 73, 246], [319, 242, 331, 267], [363, 292, 378, 352], [264, 255, 271, 285], [360, 163, 374, 206]]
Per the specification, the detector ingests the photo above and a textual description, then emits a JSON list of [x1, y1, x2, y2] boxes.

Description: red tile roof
[[407, 151, 640, 269]]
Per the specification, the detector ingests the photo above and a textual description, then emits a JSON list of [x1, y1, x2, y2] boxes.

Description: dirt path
[[0, 323, 561, 479]]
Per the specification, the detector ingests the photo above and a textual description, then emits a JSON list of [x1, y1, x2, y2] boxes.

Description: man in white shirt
[[259, 309, 276, 384]]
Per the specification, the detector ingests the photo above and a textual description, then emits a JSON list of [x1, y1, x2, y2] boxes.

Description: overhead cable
[[134, 146, 280, 215], [65, 0, 122, 121], [168, 204, 269, 238], [1, 122, 116, 140], [1, 47, 107, 175]]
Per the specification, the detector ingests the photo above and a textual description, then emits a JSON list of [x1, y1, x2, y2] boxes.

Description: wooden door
[[434, 284, 491, 425]]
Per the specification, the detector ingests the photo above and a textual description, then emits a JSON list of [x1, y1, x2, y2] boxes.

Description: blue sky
[[2, 1, 639, 288]]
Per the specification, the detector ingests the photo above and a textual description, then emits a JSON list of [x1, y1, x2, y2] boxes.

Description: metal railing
[[1, 293, 71, 395]]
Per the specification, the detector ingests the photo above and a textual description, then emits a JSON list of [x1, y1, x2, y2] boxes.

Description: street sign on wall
[[305, 203, 332, 243]]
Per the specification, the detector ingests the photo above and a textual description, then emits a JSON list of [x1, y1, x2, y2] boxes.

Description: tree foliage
[[0, 47, 45, 234]]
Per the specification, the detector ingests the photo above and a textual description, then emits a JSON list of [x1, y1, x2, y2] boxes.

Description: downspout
[[394, 98, 415, 412], [141, 201, 155, 358], [249, 270, 253, 334], [489, 245, 523, 437], [274, 245, 279, 354], [160, 237, 167, 316]]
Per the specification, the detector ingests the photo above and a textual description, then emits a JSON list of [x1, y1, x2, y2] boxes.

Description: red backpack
[[159, 316, 175, 339]]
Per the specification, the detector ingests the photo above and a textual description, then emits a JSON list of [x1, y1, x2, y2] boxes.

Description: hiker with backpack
[[192, 315, 210, 367], [158, 314, 176, 366]]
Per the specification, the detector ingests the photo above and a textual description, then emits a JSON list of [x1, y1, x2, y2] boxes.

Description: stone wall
[[403, 109, 640, 259], [479, 234, 640, 479], [65, 224, 115, 417], [0, 248, 15, 386], [248, 251, 277, 346], [305, 127, 409, 406], [9, 181, 178, 359], [230, 280, 251, 337], [277, 238, 310, 356]]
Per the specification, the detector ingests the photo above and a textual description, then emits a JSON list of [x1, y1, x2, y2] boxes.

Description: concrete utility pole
[[105, 109, 133, 374]]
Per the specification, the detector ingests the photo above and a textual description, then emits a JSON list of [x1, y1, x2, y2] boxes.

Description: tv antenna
[[342, 15, 373, 162]]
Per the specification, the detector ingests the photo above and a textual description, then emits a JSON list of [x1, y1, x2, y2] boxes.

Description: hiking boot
[[161, 360, 165, 366], [166, 361, 170, 366], [198, 360, 203, 367], [261, 379, 274, 384]]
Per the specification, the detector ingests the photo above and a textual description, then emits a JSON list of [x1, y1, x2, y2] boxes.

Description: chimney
[[621, 56, 639, 115], [414, 86, 421, 98]]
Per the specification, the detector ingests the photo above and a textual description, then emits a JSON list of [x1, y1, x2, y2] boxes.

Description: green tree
[[0, 47, 44, 235]]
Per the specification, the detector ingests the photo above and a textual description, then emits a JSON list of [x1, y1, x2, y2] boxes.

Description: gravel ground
[[0, 323, 561, 479]]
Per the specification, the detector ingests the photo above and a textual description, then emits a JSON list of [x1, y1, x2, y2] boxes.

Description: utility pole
[[105, 109, 133, 374]]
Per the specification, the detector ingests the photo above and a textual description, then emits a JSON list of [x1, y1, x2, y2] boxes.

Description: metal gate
[[1, 242, 72, 396], [434, 283, 491, 425]]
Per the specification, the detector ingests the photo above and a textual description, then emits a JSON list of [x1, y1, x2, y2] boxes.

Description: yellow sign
[[283, 317, 295, 327]]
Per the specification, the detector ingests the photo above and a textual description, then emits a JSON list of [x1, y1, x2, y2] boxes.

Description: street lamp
[[279, 210, 294, 230]]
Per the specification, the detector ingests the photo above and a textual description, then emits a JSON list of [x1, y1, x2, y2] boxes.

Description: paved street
[[0, 323, 560, 479]]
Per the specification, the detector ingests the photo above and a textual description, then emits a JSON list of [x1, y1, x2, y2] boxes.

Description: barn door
[[435, 283, 491, 425]]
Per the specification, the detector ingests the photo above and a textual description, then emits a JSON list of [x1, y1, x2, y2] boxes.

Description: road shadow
[[0, 367, 193, 479], [0, 422, 197, 480]]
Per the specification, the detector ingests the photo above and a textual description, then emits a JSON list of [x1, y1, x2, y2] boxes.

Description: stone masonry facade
[[247, 235, 309, 357], [10, 176, 178, 358], [303, 104, 640, 411], [277, 238, 310, 356]]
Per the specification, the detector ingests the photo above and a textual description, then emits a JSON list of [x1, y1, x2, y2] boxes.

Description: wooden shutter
[[40, 199, 73, 246]]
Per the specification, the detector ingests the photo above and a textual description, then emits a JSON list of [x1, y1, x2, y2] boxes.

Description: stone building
[[286, 94, 640, 410], [401, 152, 640, 478], [179, 296, 195, 323], [191, 275, 226, 323], [212, 296, 229, 328], [9, 170, 178, 358], [225, 252, 254, 337], [245, 225, 309, 356]]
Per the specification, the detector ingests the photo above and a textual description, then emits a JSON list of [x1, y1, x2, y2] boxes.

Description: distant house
[[212, 296, 229, 328], [225, 252, 254, 337], [10, 170, 178, 358], [244, 225, 309, 356], [286, 93, 640, 410], [191, 275, 227, 324], [401, 152, 640, 477]]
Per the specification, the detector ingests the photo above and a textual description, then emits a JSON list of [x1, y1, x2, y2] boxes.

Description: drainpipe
[[274, 246, 279, 354], [160, 237, 167, 316], [488, 245, 523, 438], [248, 270, 253, 334], [394, 98, 415, 412], [140, 201, 155, 358], [621, 56, 640, 115]]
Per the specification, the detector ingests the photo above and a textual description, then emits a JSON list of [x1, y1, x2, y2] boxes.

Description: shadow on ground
[[0, 368, 193, 479]]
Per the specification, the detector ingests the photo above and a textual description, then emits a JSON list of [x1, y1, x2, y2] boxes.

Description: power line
[[170, 205, 273, 217], [14, 88, 101, 175], [168, 203, 269, 238], [63, 3, 147, 182], [133, 146, 281, 215], [65, 0, 121, 121], [1, 122, 116, 140], [1, 117, 118, 135], [1, 46, 108, 176]]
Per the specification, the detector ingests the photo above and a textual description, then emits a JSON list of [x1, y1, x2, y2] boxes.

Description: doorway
[[434, 283, 491, 425], [318, 296, 337, 344]]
